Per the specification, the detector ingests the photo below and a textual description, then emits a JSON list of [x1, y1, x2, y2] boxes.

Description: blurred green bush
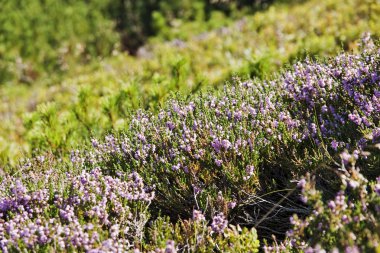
[[0, 0, 118, 83], [0, 0, 270, 84]]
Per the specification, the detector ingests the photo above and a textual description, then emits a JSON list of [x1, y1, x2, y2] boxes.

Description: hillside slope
[[1, 37, 379, 252], [0, 0, 379, 166]]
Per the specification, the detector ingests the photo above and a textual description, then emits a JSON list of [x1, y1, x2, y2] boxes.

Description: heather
[[0, 167, 154, 251], [1, 37, 379, 252], [1, 0, 380, 164], [1, 1, 380, 251], [75, 36, 379, 217], [265, 150, 380, 252]]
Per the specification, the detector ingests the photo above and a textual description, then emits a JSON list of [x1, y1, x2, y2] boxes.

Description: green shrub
[[0, 0, 119, 83], [0, 0, 267, 84], [144, 214, 259, 252], [64, 39, 379, 242], [264, 148, 380, 252]]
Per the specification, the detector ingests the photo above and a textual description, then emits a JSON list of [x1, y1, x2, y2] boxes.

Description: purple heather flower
[[242, 81, 253, 88], [192, 185, 202, 195], [166, 122, 175, 130], [171, 164, 181, 171], [215, 159, 223, 167], [211, 139, 222, 153], [211, 139, 232, 153], [192, 210, 205, 222], [165, 240, 177, 253], [353, 149, 359, 160], [91, 138, 99, 148], [335, 191, 347, 209], [221, 139, 232, 150], [372, 128, 380, 141], [246, 165, 255, 175], [375, 179, 380, 196], [341, 215, 349, 224], [286, 229, 294, 237], [300, 195, 308, 204], [304, 247, 314, 253], [328, 200, 336, 210], [297, 179, 306, 190], [228, 201, 237, 209], [348, 180, 360, 189], [211, 213, 228, 234], [313, 244, 326, 253], [243, 165, 255, 180], [345, 246, 360, 253], [310, 123, 317, 135], [331, 140, 339, 151], [341, 151, 352, 165], [348, 112, 362, 125], [234, 111, 243, 121]]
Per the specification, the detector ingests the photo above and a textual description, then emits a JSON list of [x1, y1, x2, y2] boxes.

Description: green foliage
[[145, 216, 260, 252], [0, 0, 265, 84], [0, 0, 119, 83]]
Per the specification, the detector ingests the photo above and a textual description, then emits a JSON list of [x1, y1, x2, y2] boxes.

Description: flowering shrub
[[1, 34, 379, 251], [69, 36, 380, 241], [264, 148, 380, 252], [2, 0, 379, 165], [281, 34, 379, 151], [0, 168, 153, 252]]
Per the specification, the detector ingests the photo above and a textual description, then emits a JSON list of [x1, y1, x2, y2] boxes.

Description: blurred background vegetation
[[0, 0, 271, 84], [0, 0, 379, 165]]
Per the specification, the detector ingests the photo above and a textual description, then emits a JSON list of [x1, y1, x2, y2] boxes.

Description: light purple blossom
[[211, 213, 228, 234], [228, 201, 237, 209], [165, 240, 177, 253], [331, 140, 339, 151], [192, 210, 205, 222], [215, 159, 223, 167], [297, 179, 306, 190]]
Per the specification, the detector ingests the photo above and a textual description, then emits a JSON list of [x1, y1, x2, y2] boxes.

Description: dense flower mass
[[77, 37, 379, 224], [0, 168, 153, 252], [211, 213, 228, 234], [0, 37, 379, 252]]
